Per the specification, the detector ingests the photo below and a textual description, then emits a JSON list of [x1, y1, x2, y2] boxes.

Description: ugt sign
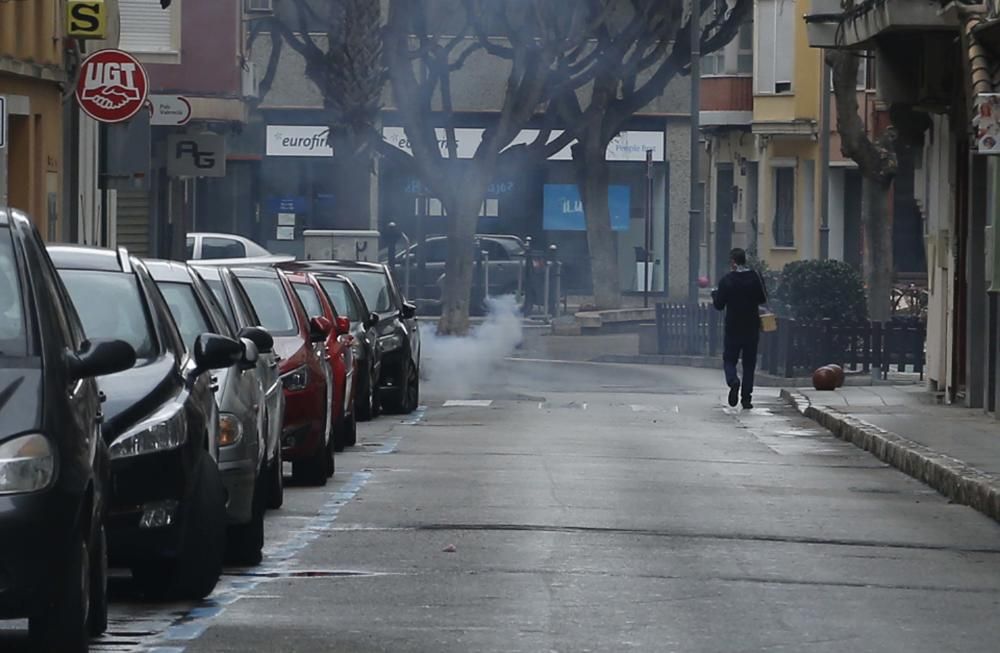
[[75, 49, 149, 123]]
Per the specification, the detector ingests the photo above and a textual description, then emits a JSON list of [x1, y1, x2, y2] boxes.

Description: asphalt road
[[6, 356, 1000, 652]]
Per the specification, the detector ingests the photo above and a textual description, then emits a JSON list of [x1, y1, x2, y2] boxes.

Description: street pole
[[819, 50, 832, 260], [688, 0, 702, 309], [645, 149, 653, 308]]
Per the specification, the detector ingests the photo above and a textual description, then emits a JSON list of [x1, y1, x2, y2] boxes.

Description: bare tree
[[828, 50, 897, 322], [544, 0, 752, 309]]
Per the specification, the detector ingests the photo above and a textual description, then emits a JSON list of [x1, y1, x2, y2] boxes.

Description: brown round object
[[827, 364, 845, 388], [812, 366, 838, 391]]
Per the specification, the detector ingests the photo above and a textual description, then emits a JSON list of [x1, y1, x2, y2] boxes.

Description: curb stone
[[780, 389, 1000, 524]]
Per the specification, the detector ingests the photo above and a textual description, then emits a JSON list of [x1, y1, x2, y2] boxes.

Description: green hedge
[[774, 259, 868, 324]]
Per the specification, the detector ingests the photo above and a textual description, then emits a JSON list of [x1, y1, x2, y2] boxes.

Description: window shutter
[[755, 1, 776, 94], [774, 0, 796, 88], [120, 0, 175, 53]]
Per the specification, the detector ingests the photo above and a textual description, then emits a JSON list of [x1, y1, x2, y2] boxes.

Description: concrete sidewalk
[[783, 385, 1000, 523]]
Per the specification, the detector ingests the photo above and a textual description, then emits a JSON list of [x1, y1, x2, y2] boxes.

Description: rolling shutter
[[115, 190, 151, 257], [119, 0, 175, 53]]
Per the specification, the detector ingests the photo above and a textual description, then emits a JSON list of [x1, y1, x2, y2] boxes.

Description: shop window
[[773, 166, 795, 247]]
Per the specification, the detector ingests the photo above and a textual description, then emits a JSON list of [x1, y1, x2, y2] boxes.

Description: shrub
[[775, 259, 868, 323]]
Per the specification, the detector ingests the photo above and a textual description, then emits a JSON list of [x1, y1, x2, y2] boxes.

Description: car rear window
[[0, 228, 27, 357], [239, 276, 298, 336], [318, 278, 360, 321], [59, 270, 156, 361], [292, 282, 324, 319], [338, 270, 393, 313], [157, 282, 214, 354]]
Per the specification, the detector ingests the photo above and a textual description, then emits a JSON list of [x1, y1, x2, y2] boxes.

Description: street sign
[[67, 0, 107, 39], [76, 49, 149, 124], [148, 95, 192, 126], [167, 133, 226, 178], [0, 97, 6, 149]]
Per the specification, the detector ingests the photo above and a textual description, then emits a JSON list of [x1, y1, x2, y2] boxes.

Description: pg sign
[[167, 133, 227, 178], [67, 0, 107, 39], [76, 49, 148, 123]]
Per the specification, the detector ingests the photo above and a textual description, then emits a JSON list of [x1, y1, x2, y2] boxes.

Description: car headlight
[[219, 413, 243, 447], [281, 365, 310, 392], [379, 332, 403, 352], [0, 434, 55, 495], [110, 411, 187, 460]]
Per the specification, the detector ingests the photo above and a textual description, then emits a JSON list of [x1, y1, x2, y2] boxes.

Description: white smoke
[[420, 295, 524, 397]]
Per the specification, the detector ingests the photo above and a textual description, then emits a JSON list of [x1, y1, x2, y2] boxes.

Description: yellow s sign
[[67, 0, 107, 39]]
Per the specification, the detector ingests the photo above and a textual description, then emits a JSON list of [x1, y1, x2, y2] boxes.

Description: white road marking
[[443, 399, 494, 407]]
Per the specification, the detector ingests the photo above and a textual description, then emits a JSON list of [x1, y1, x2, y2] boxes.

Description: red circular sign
[[75, 49, 149, 124]]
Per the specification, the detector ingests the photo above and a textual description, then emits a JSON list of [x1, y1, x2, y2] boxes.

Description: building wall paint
[[756, 138, 820, 270], [146, 0, 240, 96]]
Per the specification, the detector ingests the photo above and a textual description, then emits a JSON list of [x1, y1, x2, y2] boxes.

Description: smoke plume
[[420, 295, 523, 398]]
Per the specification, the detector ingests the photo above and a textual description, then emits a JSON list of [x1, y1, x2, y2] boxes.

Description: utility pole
[[688, 0, 702, 307], [819, 51, 831, 260]]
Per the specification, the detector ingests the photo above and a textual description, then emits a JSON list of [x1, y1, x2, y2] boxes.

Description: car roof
[[190, 263, 223, 280], [229, 265, 283, 280], [196, 254, 295, 266], [48, 244, 133, 273], [282, 260, 387, 273], [143, 258, 195, 283]]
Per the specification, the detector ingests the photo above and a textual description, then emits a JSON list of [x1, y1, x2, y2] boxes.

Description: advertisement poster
[[543, 184, 630, 231], [974, 94, 1000, 154]]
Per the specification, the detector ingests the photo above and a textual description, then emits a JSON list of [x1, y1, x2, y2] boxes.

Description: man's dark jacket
[[712, 269, 767, 343]]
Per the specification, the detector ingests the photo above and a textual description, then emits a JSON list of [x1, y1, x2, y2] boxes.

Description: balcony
[[700, 76, 753, 127], [805, 0, 957, 50]]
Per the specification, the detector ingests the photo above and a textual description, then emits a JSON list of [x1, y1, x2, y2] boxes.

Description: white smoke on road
[[420, 295, 523, 397]]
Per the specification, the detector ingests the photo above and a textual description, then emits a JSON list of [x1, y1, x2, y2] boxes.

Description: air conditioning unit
[[242, 62, 260, 99], [246, 0, 273, 13]]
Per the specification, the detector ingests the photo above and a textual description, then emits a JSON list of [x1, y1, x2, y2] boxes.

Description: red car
[[288, 272, 358, 451], [230, 266, 334, 485]]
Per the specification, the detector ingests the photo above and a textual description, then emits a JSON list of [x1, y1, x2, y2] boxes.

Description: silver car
[[145, 259, 273, 566]]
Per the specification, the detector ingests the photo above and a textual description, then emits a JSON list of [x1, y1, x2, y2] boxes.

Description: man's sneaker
[[728, 382, 740, 407], [742, 399, 753, 410]]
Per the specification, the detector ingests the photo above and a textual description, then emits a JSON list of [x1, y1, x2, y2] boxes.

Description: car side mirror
[[363, 312, 379, 329], [69, 339, 136, 380], [239, 338, 260, 371], [334, 316, 351, 335], [400, 302, 417, 320], [238, 325, 273, 354], [309, 315, 332, 343], [193, 333, 244, 375]]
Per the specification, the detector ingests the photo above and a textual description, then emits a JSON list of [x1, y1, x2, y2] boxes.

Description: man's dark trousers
[[723, 337, 758, 399]]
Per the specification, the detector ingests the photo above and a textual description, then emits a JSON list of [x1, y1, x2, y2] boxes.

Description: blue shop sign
[[543, 184, 630, 231], [265, 196, 308, 213]]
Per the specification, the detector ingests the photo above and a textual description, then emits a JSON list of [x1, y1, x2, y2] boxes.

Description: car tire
[[355, 363, 374, 422], [384, 356, 418, 415], [132, 450, 227, 600], [30, 530, 90, 653], [226, 478, 265, 567], [342, 409, 357, 447], [88, 523, 109, 636], [292, 425, 328, 487], [266, 447, 284, 510]]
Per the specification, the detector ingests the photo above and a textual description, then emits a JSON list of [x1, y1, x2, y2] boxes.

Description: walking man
[[711, 248, 767, 409]]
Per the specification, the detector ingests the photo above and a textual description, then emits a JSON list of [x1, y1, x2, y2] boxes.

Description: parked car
[[287, 271, 358, 450], [49, 245, 244, 600], [186, 232, 271, 260], [227, 266, 334, 485], [314, 273, 383, 422], [385, 233, 527, 301], [0, 209, 135, 651], [283, 261, 420, 414], [194, 264, 285, 508], [145, 259, 274, 566]]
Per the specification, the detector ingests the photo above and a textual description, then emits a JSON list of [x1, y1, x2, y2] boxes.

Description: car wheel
[[226, 477, 265, 567], [383, 357, 414, 415], [403, 362, 420, 413], [326, 427, 337, 476], [30, 531, 90, 653], [89, 523, 109, 636], [343, 409, 357, 447], [267, 447, 284, 510], [355, 364, 374, 422], [292, 422, 328, 487], [132, 450, 227, 600]]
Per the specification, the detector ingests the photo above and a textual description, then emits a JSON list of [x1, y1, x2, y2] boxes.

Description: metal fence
[[655, 304, 926, 379]]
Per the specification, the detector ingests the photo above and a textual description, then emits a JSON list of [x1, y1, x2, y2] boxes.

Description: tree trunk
[[862, 177, 894, 322], [339, 153, 372, 230], [437, 189, 483, 335], [576, 142, 621, 310]]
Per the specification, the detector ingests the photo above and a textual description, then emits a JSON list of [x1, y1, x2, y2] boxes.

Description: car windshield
[[239, 276, 297, 336], [157, 282, 213, 353], [59, 270, 156, 361], [203, 278, 236, 328], [338, 270, 393, 313], [293, 282, 324, 319], [0, 228, 27, 357], [318, 278, 360, 321]]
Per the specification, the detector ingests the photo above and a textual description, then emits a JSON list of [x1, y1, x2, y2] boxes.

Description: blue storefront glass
[[542, 184, 630, 231]]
